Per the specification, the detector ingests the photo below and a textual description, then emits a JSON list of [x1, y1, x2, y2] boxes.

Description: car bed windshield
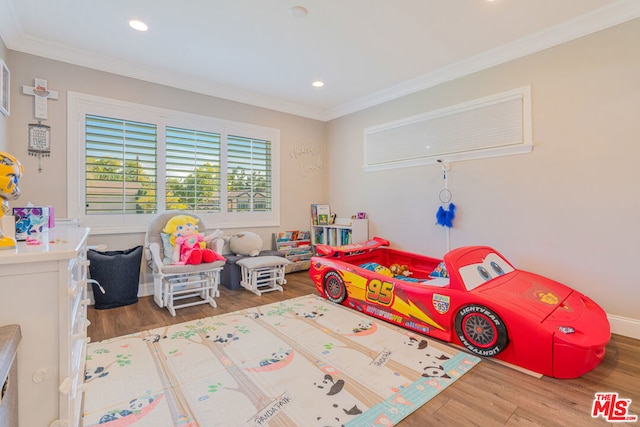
[[457, 252, 514, 291]]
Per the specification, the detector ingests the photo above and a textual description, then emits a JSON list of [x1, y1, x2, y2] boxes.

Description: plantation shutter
[[85, 115, 157, 214], [227, 135, 272, 212], [165, 127, 221, 212]]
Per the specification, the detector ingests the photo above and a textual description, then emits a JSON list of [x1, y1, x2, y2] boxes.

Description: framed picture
[[0, 59, 9, 116]]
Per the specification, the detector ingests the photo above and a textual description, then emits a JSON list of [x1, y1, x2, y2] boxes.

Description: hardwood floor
[[88, 271, 640, 426]]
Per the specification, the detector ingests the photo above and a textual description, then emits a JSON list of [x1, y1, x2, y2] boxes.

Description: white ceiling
[[1, 0, 639, 121]]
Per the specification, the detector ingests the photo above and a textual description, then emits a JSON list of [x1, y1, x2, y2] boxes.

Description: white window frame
[[67, 92, 280, 234]]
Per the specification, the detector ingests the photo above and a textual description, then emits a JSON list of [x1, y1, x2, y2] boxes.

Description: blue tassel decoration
[[436, 203, 456, 228]]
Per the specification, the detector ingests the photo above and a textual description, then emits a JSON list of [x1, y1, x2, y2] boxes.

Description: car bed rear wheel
[[454, 304, 508, 357], [323, 271, 347, 304]]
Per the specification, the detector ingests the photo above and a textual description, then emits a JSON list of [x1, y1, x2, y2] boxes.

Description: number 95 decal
[[366, 279, 395, 306]]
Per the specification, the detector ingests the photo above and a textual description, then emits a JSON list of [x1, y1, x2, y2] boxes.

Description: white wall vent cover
[[364, 86, 532, 171]]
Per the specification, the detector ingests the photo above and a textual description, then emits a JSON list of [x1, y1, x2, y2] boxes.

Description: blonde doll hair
[[162, 215, 200, 246]]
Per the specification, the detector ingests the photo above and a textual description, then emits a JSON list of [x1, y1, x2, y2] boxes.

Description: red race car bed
[[309, 237, 610, 379]]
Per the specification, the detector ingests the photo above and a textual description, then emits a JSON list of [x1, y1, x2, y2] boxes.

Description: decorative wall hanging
[[28, 122, 51, 173], [22, 78, 58, 120], [290, 143, 323, 177], [435, 160, 456, 251], [22, 78, 59, 172], [0, 59, 9, 116]]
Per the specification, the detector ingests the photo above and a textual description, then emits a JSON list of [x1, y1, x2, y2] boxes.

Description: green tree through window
[[85, 115, 272, 216]]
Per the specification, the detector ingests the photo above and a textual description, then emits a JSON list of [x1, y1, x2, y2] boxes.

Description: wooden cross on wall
[[22, 78, 59, 120]]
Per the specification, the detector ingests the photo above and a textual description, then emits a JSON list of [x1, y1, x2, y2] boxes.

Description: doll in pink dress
[[163, 215, 224, 265]]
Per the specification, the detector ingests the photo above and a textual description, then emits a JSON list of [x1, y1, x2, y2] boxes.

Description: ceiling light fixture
[[128, 19, 148, 32], [312, 81, 324, 88], [289, 6, 308, 18]]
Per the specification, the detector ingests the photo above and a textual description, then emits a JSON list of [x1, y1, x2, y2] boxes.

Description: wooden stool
[[236, 256, 291, 296]]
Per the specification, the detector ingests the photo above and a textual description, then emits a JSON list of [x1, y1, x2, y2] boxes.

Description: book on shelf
[[341, 228, 352, 245], [275, 231, 292, 242], [273, 229, 313, 273], [329, 228, 337, 246], [311, 203, 331, 225], [277, 241, 298, 249], [314, 228, 324, 245], [275, 230, 303, 242], [279, 240, 310, 249], [298, 231, 310, 240], [287, 246, 312, 256]]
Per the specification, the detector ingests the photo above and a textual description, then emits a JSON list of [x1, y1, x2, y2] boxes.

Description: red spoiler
[[315, 236, 390, 257]]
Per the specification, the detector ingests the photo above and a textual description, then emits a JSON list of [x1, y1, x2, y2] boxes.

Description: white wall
[[4, 19, 639, 338], [326, 19, 640, 337], [5, 51, 328, 283]]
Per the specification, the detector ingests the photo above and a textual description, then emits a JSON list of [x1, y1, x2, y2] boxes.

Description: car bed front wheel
[[454, 304, 508, 357], [323, 271, 347, 304]]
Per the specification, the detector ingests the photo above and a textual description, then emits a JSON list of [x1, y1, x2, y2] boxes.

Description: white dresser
[[0, 227, 90, 427]]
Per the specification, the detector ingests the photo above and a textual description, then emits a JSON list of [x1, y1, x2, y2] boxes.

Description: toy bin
[[88, 246, 143, 309]]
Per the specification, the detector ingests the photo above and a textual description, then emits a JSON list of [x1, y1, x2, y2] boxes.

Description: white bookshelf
[[311, 218, 368, 248]]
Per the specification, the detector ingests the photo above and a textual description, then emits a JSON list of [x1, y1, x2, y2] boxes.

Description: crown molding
[[323, 0, 640, 121], [2, 0, 640, 122], [0, 0, 21, 43], [1, 29, 328, 122]]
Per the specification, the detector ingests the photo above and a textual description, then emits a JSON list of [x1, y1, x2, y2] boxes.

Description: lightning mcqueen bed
[[309, 237, 610, 379]]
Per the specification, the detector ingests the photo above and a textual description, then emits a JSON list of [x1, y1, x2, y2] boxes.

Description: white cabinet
[[0, 227, 90, 427], [311, 218, 368, 248]]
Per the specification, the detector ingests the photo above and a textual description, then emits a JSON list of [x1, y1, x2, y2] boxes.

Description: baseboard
[[608, 314, 640, 340], [139, 281, 154, 298], [87, 281, 154, 305]]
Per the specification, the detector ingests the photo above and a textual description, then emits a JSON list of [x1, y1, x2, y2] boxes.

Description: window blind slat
[[165, 126, 221, 213], [227, 135, 271, 212], [85, 114, 158, 214], [83, 115, 272, 217]]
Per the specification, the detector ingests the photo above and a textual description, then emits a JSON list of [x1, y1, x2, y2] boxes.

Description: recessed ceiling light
[[312, 81, 325, 88], [128, 19, 148, 32], [289, 6, 308, 18]]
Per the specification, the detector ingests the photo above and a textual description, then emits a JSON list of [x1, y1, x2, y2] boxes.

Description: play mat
[[83, 294, 480, 426]]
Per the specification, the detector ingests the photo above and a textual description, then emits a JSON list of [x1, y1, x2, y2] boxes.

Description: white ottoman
[[236, 256, 292, 296]]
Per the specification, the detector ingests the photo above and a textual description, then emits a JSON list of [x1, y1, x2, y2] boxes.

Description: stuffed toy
[[390, 263, 412, 277], [229, 231, 263, 257], [163, 215, 224, 265]]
